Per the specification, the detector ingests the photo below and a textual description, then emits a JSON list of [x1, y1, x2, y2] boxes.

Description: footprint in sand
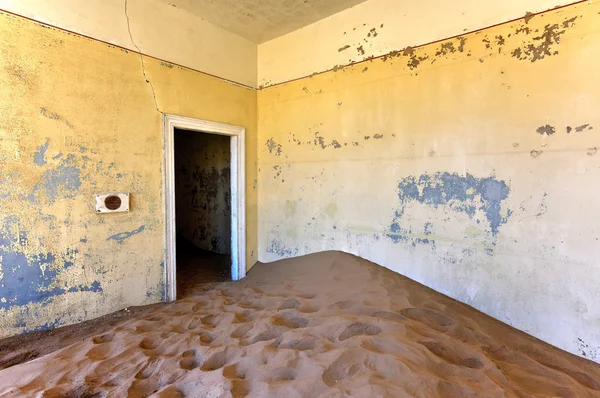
[[231, 323, 254, 339], [136, 356, 163, 379], [241, 326, 287, 346], [186, 317, 202, 330], [297, 303, 319, 313], [92, 333, 114, 344], [371, 311, 407, 323], [201, 348, 242, 372], [198, 331, 216, 345], [86, 344, 113, 361], [271, 312, 309, 329], [128, 377, 164, 398], [133, 322, 155, 334], [338, 322, 382, 341], [419, 340, 484, 369], [278, 298, 301, 311], [277, 337, 317, 351], [233, 310, 258, 323], [179, 349, 202, 370], [399, 308, 454, 331], [268, 367, 298, 382], [201, 314, 220, 328], [139, 336, 161, 350], [322, 351, 365, 387], [222, 363, 247, 380]]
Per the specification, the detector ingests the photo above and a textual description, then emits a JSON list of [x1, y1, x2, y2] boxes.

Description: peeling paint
[[530, 150, 543, 158], [107, 225, 146, 244], [266, 137, 283, 156], [536, 125, 556, 136], [0, 219, 101, 311], [266, 239, 299, 258], [33, 140, 49, 166], [388, 172, 511, 244], [511, 18, 576, 62], [575, 124, 592, 132]]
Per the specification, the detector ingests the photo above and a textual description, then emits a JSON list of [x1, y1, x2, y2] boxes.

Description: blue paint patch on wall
[[29, 162, 82, 204], [107, 225, 146, 244], [0, 219, 102, 310], [267, 239, 299, 258], [388, 172, 511, 245], [67, 281, 102, 293], [40, 166, 82, 200], [33, 140, 50, 166], [15, 317, 61, 334]]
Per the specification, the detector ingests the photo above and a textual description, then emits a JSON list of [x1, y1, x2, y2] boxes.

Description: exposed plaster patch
[[536, 125, 556, 136], [511, 18, 577, 62], [266, 138, 283, 156], [530, 150, 543, 158], [575, 124, 592, 132], [523, 11, 536, 24]]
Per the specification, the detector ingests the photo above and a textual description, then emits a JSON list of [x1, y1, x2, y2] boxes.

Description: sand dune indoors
[[0, 251, 598, 397]]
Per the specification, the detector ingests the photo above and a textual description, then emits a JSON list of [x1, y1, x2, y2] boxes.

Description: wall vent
[[95, 193, 129, 213]]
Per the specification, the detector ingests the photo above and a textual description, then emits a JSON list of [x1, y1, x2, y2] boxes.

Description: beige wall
[[0, 11, 257, 337], [258, 0, 581, 87], [257, 2, 600, 361], [0, 0, 257, 87]]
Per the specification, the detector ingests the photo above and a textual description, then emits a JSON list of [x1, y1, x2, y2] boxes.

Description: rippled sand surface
[[0, 251, 598, 397]]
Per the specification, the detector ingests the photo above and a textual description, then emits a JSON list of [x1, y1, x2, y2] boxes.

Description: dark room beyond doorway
[[174, 128, 232, 298]]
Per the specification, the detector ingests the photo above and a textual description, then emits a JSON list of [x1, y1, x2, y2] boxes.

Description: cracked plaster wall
[[0, 11, 258, 337], [0, 0, 257, 87], [257, 2, 600, 361]]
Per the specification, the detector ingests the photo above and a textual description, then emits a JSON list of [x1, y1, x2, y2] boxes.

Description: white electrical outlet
[[95, 193, 129, 213]]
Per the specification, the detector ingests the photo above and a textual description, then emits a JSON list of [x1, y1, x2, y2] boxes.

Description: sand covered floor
[[0, 251, 599, 397]]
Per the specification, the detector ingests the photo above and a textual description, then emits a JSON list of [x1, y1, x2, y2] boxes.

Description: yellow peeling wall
[[258, 0, 580, 87], [0, 12, 257, 337], [0, 0, 258, 87], [257, 2, 600, 361]]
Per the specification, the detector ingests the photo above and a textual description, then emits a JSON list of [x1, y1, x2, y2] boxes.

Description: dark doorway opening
[[174, 128, 232, 299]]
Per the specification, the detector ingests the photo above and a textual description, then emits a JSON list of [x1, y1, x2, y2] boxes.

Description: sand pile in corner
[[0, 251, 598, 397]]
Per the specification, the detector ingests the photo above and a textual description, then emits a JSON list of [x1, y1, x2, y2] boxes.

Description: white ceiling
[[162, 0, 369, 43]]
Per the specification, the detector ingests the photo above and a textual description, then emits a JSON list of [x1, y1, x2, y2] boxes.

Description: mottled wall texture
[[257, 2, 600, 361], [0, 12, 258, 337], [175, 130, 231, 254]]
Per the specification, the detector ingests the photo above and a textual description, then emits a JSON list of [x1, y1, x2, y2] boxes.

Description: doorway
[[163, 115, 246, 302]]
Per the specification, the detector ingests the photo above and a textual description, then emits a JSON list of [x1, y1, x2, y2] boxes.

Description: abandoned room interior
[[0, 0, 599, 396]]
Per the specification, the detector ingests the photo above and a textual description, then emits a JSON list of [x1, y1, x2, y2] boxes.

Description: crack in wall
[[124, 0, 161, 113]]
